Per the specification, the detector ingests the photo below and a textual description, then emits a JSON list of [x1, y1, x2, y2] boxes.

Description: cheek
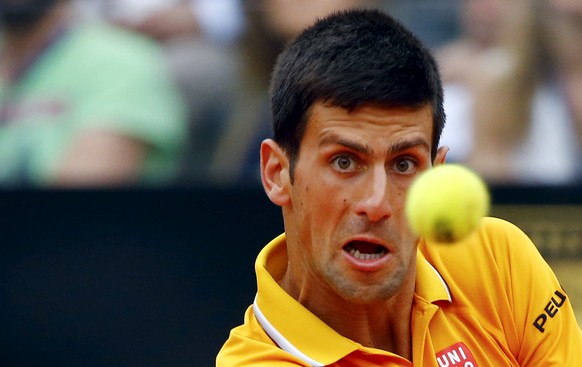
[[301, 186, 345, 231], [390, 184, 415, 231], [294, 170, 347, 226], [394, 190, 406, 212]]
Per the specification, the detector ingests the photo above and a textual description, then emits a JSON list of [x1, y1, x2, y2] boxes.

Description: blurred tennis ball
[[406, 164, 490, 243]]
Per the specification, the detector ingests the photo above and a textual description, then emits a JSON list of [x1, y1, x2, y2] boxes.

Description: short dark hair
[[269, 8, 445, 179]]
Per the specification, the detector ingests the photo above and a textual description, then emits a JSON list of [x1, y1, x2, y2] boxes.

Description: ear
[[433, 145, 449, 166], [260, 139, 291, 206]]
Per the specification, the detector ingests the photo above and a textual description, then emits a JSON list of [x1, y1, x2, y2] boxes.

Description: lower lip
[[341, 250, 392, 272]]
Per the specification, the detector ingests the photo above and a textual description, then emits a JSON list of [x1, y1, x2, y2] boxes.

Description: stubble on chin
[[320, 258, 411, 305]]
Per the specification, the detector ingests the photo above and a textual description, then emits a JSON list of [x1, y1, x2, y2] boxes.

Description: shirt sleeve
[[495, 219, 582, 365]]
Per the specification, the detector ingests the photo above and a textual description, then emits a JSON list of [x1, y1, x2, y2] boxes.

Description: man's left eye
[[332, 155, 357, 171], [394, 158, 416, 173]]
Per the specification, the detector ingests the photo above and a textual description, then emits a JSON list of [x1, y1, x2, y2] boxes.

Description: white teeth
[[348, 248, 383, 260]]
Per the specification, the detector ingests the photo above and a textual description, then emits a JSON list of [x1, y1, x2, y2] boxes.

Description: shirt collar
[[253, 234, 451, 365], [415, 245, 452, 303]]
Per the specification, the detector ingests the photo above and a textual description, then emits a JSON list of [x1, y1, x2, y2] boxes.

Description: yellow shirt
[[217, 217, 582, 366]]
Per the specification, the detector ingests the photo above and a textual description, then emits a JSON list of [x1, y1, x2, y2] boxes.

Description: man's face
[[281, 102, 437, 304]]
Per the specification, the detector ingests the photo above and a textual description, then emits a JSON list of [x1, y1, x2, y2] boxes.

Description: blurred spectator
[[208, 0, 379, 185], [0, 0, 187, 187], [107, 0, 244, 45], [84, 0, 245, 184], [437, 0, 582, 184], [381, 0, 460, 48]]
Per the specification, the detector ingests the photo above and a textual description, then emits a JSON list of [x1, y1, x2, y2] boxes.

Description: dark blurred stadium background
[[0, 186, 580, 366]]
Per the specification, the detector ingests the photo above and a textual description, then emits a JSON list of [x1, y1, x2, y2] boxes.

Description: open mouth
[[343, 241, 388, 261]]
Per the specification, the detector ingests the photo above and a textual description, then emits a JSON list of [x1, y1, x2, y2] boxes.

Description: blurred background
[[0, 0, 580, 366]]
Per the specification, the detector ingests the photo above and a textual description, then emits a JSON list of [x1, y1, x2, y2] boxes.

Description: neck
[[0, 3, 67, 80], [328, 295, 414, 358], [280, 265, 416, 360]]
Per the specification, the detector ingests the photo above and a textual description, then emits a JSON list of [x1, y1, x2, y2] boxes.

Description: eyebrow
[[388, 138, 430, 155], [320, 134, 371, 155], [320, 134, 430, 156]]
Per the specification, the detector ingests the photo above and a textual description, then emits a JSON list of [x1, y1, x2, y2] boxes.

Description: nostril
[[356, 197, 392, 223]]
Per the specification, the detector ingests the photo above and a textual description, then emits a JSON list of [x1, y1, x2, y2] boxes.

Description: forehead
[[304, 102, 434, 146]]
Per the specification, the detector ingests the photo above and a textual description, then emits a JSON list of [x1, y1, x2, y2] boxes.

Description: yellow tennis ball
[[406, 164, 490, 243]]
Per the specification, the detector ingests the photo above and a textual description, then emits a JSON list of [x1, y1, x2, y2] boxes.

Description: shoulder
[[421, 217, 537, 269], [419, 216, 565, 315], [479, 216, 530, 240], [419, 217, 547, 306], [477, 217, 535, 257]]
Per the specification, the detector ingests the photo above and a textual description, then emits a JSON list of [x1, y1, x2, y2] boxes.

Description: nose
[[354, 166, 393, 222]]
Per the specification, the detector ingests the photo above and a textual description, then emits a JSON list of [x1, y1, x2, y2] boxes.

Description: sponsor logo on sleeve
[[533, 289, 567, 333]]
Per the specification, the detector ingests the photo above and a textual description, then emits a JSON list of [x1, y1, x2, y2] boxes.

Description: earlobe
[[434, 145, 449, 166], [260, 139, 291, 206]]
